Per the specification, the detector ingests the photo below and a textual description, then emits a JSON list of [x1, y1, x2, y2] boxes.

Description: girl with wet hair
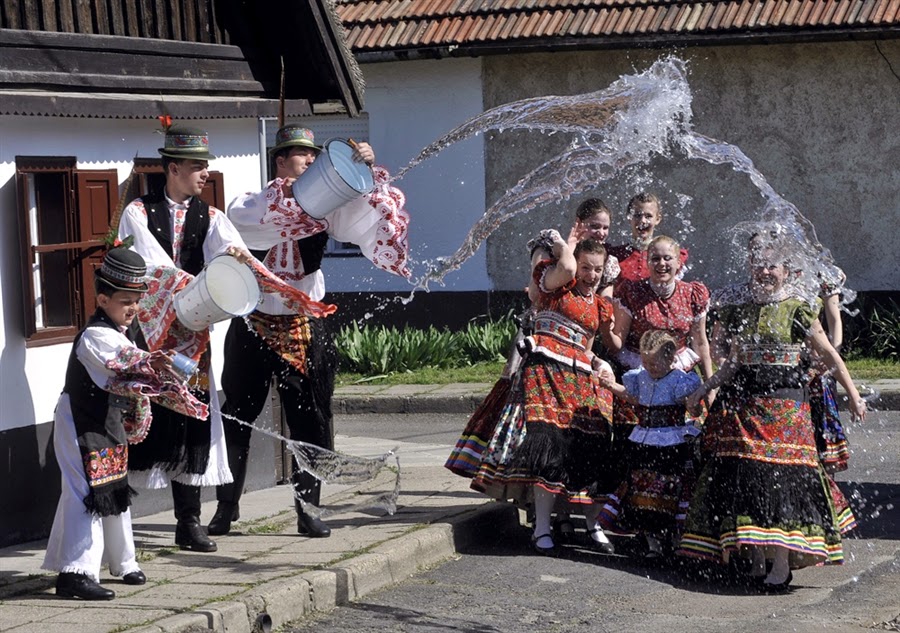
[[466, 234, 619, 556], [678, 234, 867, 591], [572, 198, 620, 296], [606, 192, 688, 288], [608, 235, 712, 379]]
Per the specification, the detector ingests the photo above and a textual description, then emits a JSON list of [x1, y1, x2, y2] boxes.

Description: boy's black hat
[[96, 248, 149, 293]]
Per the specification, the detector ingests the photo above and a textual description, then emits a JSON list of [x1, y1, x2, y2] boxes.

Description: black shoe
[[175, 522, 218, 552], [761, 571, 793, 593], [55, 572, 115, 601], [122, 571, 146, 585], [553, 517, 576, 544], [297, 511, 332, 538], [208, 445, 250, 536], [587, 527, 616, 555], [642, 534, 664, 560], [626, 534, 662, 560], [207, 502, 239, 536]]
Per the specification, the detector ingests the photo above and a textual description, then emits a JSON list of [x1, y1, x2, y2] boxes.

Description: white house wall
[[322, 57, 489, 293], [0, 116, 261, 432], [1, 61, 487, 431]]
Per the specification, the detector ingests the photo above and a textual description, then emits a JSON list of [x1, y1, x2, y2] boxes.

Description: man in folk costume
[[212, 124, 410, 537], [42, 248, 207, 599], [116, 126, 252, 552]]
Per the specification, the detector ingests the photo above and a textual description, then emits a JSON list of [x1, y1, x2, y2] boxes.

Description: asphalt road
[[295, 411, 900, 633]]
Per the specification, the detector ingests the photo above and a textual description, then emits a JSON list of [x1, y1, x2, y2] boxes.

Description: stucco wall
[[325, 57, 489, 292], [0, 116, 283, 544], [482, 40, 900, 293]]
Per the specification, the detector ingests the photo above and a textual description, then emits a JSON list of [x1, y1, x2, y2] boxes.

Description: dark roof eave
[[354, 26, 900, 63], [0, 91, 313, 120]]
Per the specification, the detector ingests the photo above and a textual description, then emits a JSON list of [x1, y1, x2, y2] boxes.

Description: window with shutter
[[16, 157, 119, 345]]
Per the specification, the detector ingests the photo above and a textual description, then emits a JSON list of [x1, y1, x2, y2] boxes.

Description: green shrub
[[866, 300, 900, 360], [843, 296, 900, 361], [456, 317, 519, 364], [335, 316, 517, 374]]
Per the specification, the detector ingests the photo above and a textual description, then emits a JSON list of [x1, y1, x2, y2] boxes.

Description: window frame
[[16, 157, 117, 347], [15, 157, 225, 347]]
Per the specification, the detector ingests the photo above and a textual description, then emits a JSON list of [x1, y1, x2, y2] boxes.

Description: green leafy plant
[[843, 296, 900, 361], [867, 300, 900, 359], [456, 315, 518, 364], [335, 315, 517, 375]]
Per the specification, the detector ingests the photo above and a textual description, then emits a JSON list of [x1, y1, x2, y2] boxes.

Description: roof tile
[[336, 0, 899, 52]]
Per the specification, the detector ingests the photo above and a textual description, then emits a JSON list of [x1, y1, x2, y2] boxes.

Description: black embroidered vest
[[141, 193, 210, 276], [63, 309, 135, 516]]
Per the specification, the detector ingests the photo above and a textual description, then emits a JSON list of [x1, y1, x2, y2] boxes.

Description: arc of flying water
[[403, 57, 695, 289], [415, 143, 626, 289], [221, 411, 402, 519], [394, 55, 693, 184], [680, 132, 852, 307], [395, 54, 848, 306]]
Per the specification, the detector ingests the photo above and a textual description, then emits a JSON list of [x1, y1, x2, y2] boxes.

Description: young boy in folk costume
[[42, 248, 207, 600]]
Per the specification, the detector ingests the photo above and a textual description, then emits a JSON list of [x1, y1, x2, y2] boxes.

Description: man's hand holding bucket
[[226, 245, 253, 264]]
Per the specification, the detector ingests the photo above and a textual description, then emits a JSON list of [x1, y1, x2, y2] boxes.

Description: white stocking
[[765, 547, 791, 585], [532, 486, 555, 548]]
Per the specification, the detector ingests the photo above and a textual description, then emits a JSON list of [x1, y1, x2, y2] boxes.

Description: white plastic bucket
[[174, 255, 260, 331], [291, 138, 374, 219]]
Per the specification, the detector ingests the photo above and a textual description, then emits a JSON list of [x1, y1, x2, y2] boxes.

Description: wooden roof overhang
[[0, 0, 365, 117]]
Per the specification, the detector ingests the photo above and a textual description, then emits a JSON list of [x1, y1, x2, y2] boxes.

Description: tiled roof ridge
[[338, 0, 694, 24], [337, 0, 900, 52]]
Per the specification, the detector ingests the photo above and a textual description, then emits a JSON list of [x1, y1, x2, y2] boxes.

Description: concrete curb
[[126, 503, 517, 633], [334, 393, 490, 415], [334, 390, 900, 415], [866, 391, 900, 412]]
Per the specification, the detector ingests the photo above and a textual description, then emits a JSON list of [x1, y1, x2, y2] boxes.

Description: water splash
[[221, 411, 401, 519], [403, 56, 693, 289], [394, 55, 848, 306]]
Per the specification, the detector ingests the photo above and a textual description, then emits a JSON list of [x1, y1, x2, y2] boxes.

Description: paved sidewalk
[[0, 436, 513, 633], [2, 379, 896, 633], [333, 379, 900, 413]]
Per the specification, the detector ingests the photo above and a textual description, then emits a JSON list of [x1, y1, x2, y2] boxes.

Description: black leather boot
[[293, 471, 331, 538], [56, 572, 115, 600], [208, 446, 250, 536], [172, 481, 217, 552]]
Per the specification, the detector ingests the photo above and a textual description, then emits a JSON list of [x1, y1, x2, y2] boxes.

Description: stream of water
[[395, 56, 849, 307]]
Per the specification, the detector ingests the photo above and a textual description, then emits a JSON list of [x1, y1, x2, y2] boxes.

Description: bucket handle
[[347, 138, 374, 167]]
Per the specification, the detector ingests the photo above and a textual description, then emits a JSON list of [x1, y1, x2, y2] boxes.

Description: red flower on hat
[[158, 115, 173, 131]]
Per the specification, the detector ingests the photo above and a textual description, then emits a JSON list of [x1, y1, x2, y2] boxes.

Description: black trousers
[[220, 316, 336, 456]]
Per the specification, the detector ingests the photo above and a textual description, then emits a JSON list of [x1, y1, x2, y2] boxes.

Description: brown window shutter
[[200, 171, 225, 210], [16, 172, 37, 338], [74, 169, 119, 326]]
